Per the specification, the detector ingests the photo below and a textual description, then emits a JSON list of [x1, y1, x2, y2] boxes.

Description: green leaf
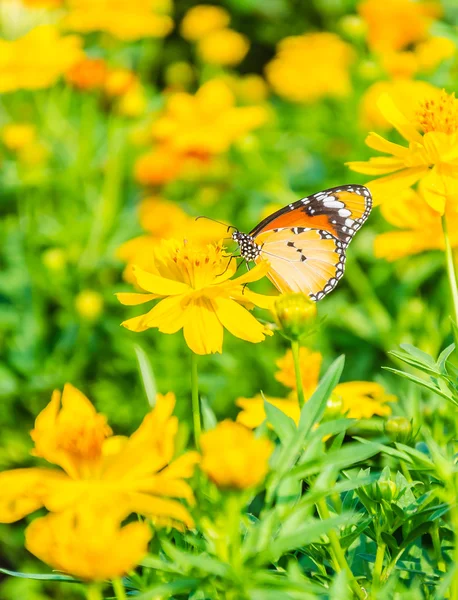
[[160, 540, 231, 577], [383, 367, 457, 405], [267, 513, 357, 560], [330, 570, 351, 600], [200, 396, 217, 431], [399, 344, 435, 367], [134, 579, 200, 599], [134, 344, 157, 407], [0, 568, 80, 583], [264, 396, 296, 443], [437, 343, 456, 373]]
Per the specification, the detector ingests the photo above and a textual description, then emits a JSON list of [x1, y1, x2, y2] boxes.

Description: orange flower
[[66, 57, 107, 90]]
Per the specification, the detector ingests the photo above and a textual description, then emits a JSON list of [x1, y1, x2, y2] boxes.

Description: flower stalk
[[87, 584, 103, 600], [113, 578, 127, 600], [191, 351, 202, 450], [442, 215, 458, 326], [291, 340, 306, 408]]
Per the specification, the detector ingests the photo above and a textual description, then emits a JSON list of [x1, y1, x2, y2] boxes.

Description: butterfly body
[[232, 184, 372, 301]]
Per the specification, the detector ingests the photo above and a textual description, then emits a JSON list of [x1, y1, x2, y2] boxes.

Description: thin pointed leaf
[[134, 344, 157, 407]]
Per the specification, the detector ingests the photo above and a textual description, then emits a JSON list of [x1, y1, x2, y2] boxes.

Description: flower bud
[[324, 392, 343, 419], [42, 248, 67, 272], [339, 15, 367, 40], [165, 61, 195, 89], [368, 479, 397, 503], [273, 293, 317, 341], [384, 416, 412, 443], [75, 290, 104, 321]]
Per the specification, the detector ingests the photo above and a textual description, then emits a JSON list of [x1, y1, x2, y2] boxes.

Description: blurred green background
[[1, 0, 458, 597]]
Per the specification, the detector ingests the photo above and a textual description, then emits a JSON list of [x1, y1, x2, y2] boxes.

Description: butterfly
[[231, 184, 372, 301]]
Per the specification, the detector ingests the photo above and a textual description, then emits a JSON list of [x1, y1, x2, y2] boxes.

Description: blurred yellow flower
[[63, 0, 173, 41], [152, 79, 268, 156], [266, 32, 354, 103], [198, 29, 249, 66], [2, 123, 36, 151], [200, 420, 273, 489], [180, 4, 230, 41], [358, 0, 441, 53], [66, 56, 107, 90], [348, 89, 458, 213], [117, 196, 222, 282], [275, 347, 322, 398], [117, 239, 275, 355], [359, 80, 439, 130], [135, 146, 185, 186], [237, 395, 299, 429], [104, 68, 137, 97], [0, 25, 83, 93], [26, 505, 151, 581], [374, 187, 458, 260], [75, 289, 104, 321], [0, 385, 199, 529], [116, 83, 147, 117], [415, 36, 456, 72], [237, 347, 395, 427], [21, 0, 63, 6]]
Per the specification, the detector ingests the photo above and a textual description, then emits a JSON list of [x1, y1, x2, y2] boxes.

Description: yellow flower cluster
[[62, 0, 174, 41], [117, 238, 275, 355], [349, 89, 458, 214], [237, 347, 395, 427], [135, 79, 268, 185], [266, 32, 354, 103], [0, 385, 200, 578], [181, 4, 249, 66], [0, 25, 83, 93]]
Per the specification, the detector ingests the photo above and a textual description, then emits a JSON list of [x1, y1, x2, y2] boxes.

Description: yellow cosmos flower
[[359, 80, 440, 130], [265, 32, 354, 104], [63, 0, 173, 41], [200, 420, 273, 490], [197, 29, 250, 67], [348, 89, 458, 214], [26, 504, 151, 581], [117, 239, 275, 355], [415, 36, 456, 72], [151, 79, 268, 156], [0, 25, 83, 93], [236, 347, 395, 427], [374, 187, 458, 261], [117, 197, 222, 283], [358, 0, 441, 53], [180, 5, 230, 41], [2, 123, 36, 151], [0, 385, 199, 529]]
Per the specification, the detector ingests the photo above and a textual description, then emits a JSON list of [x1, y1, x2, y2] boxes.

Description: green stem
[[431, 521, 446, 573], [112, 579, 127, 600], [87, 584, 103, 600], [191, 351, 201, 450], [316, 498, 365, 600], [442, 215, 458, 325], [372, 541, 386, 592], [291, 340, 305, 407]]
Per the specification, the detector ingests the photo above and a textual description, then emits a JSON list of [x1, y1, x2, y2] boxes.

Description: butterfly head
[[232, 231, 262, 262]]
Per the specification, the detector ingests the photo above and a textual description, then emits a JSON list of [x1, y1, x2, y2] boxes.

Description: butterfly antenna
[[195, 216, 237, 233]]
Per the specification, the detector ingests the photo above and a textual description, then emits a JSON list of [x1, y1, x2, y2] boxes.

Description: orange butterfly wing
[[250, 184, 372, 247], [255, 227, 345, 300]]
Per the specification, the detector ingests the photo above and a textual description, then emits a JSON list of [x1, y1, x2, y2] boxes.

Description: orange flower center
[[416, 91, 458, 135], [56, 414, 112, 461]]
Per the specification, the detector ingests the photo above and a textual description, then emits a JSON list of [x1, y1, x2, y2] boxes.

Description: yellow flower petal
[[374, 231, 439, 261], [183, 298, 224, 355], [141, 294, 187, 334], [128, 493, 195, 528], [365, 132, 409, 158], [0, 468, 68, 523], [377, 93, 423, 144], [121, 313, 150, 332], [347, 157, 406, 175], [212, 296, 269, 344], [132, 265, 191, 295], [116, 292, 158, 305], [227, 259, 270, 286], [367, 166, 429, 205]]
